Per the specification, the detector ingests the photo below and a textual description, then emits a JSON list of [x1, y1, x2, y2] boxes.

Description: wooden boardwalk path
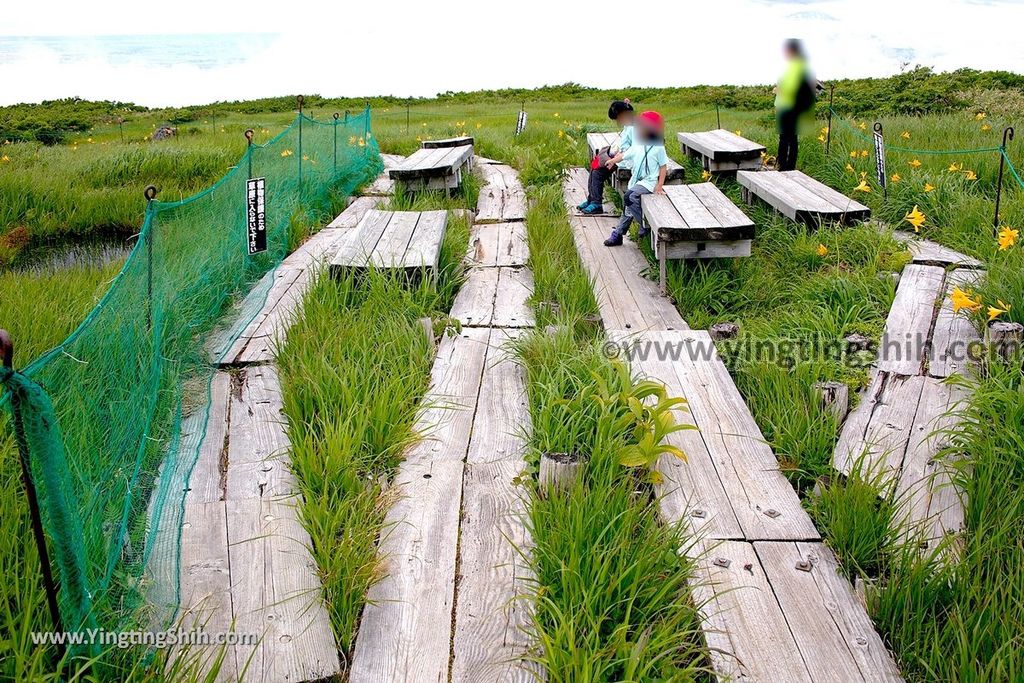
[[349, 166, 539, 682], [477, 163, 527, 223], [563, 170, 902, 682], [834, 234, 983, 550]]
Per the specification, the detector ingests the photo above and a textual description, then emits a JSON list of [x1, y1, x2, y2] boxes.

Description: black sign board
[[246, 177, 267, 255]]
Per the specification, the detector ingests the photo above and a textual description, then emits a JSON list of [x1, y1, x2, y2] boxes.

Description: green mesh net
[[1, 109, 382, 645]]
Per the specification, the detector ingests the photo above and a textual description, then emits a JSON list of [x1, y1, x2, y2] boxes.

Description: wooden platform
[[174, 368, 340, 682], [834, 242, 984, 551], [422, 135, 474, 149], [329, 209, 448, 277], [389, 145, 474, 192], [563, 175, 902, 682], [586, 132, 685, 194], [678, 129, 766, 172], [476, 163, 526, 223], [641, 183, 755, 292], [737, 170, 871, 226]]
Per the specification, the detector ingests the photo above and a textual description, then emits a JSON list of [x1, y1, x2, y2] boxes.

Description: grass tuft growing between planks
[[514, 186, 709, 680], [275, 211, 469, 664]]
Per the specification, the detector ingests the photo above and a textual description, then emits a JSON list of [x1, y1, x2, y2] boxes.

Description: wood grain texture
[[736, 171, 871, 225], [677, 129, 766, 162], [492, 267, 535, 328], [929, 268, 983, 378], [908, 239, 983, 268], [452, 330, 540, 682], [391, 145, 474, 180], [451, 267, 499, 327], [326, 196, 381, 229], [349, 328, 490, 683], [477, 164, 526, 224], [877, 264, 945, 376]]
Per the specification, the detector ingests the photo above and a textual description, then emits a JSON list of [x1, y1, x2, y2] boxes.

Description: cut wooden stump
[[539, 452, 584, 495], [986, 321, 1023, 361]]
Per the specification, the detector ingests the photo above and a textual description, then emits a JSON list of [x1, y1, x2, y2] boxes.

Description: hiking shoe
[[582, 202, 604, 215], [604, 235, 623, 247], [577, 199, 591, 210], [636, 227, 650, 239]]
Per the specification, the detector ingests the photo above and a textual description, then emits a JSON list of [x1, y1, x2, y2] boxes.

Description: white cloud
[[1, 0, 1022, 107]]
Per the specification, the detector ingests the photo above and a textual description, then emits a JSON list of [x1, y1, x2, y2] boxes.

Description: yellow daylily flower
[[854, 179, 871, 193], [818, 134, 826, 142], [860, 171, 868, 179], [281, 149, 293, 157], [951, 287, 983, 314], [422, 122, 427, 127], [860, 150, 870, 158], [904, 205, 926, 232], [845, 163, 855, 173], [988, 300, 1011, 321], [891, 173, 902, 183], [963, 170, 978, 181], [701, 170, 712, 181], [0, 155, 8, 162], [348, 135, 357, 144], [901, 131, 911, 139], [909, 159, 922, 168], [557, 130, 564, 138], [858, 121, 867, 130], [924, 183, 935, 193], [976, 112, 987, 120], [981, 123, 992, 132], [850, 151, 858, 159], [734, 130, 742, 136], [998, 226, 1019, 251], [302, 155, 309, 161], [948, 162, 962, 172], [816, 244, 829, 257], [820, 126, 830, 136], [358, 137, 366, 147], [476, 122, 482, 129], [554, 112, 560, 118]]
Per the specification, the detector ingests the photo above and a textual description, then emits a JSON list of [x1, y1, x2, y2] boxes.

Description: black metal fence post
[[118, 117, 124, 144], [144, 185, 157, 332], [994, 126, 1015, 236], [296, 96, 305, 195], [406, 99, 411, 134], [0, 330, 64, 644], [244, 129, 254, 180], [826, 84, 835, 155], [332, 113, 340, 172], [716, 103, 721, 130]]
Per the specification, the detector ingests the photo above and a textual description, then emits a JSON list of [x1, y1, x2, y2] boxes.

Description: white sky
[[2, 0, 1023, 107]]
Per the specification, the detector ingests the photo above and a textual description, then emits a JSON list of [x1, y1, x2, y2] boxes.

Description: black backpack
[[794, 74, 816, 115]]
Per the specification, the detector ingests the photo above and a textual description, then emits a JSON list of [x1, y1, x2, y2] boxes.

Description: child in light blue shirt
[[604, 111, 668, 246]]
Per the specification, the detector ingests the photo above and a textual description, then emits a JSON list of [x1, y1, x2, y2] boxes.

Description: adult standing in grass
[[603, 111, 668, 247], [579, 99, 635, 214], [775, 39, 815, 171]]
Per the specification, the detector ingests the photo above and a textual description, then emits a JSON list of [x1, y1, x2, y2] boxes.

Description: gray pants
[[611, 185, 651, 238]]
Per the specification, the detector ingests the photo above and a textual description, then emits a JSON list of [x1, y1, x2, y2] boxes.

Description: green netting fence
[[0, 107, 382, 649]]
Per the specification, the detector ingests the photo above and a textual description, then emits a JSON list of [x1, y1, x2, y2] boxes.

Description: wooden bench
[[586, 132, 685, 195], [678, 129, 766, 172], [641, 184, 755, 293], [389, 145, 474, 193], [737, 170, 871, 226], [330, 209, 448, 278], [422, 136, 474, 149]]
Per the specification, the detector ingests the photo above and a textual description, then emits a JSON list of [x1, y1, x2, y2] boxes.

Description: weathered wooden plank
[[326, 196, 380, 229], [661, 240, 752, 260], [496, 222, 529, 267], [908, 239, 983, 268], [929, 268, 983, 378], [363, 154, 403, 196], [233, 269, 315, 366], [391, 145, 473, 179], [755, 541, 903, 682], [350, 328, 490, 683], [215, 267, 308, 366], [227, 497, 341, 682], [877, 264, 945, 376], [677, 129, 766, 161], [370, 211, 420, 268], [422, 136, 474, 149], [492, 267, 535, 328], [332, 209, 393, 269], [402, 210, 448, 271], [180, 371, 232, 503], [833, 370, 927, 479], [690, 182, 756, 229], [737, 171, 871, 224], [896, 377, 967, 546], [688, 539, 813, 682], [467, 225, 500, 267], [563, 167, 617, 216], [451, 267, 499, 327], [644, 184, 756, 243], [586, 132, 619, 159], [452, 331, 539, 682]]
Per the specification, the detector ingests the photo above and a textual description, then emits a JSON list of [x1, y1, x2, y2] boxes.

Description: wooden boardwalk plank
[[451, 330, 539, 682], [363, 154, 404, 196], [349, 328, 491, 683], [929, 268, 983, 378], [451, 267, 499, 327], [833, 370, 927, 478], [477, 164, 526, 224], [422, 136, 474, 149], [737, 171, 870, 225], [908, 239, 984, 268], [493, 267, 535, 328], [878, 264, 945, 376], [330, 209, 448, 275], [327, 196, 381, 229], [678, 130, 765, 171]]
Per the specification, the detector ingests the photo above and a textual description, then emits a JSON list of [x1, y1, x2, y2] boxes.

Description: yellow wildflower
[[901, 131, 911, 139], [358, 137, 366, 147], [982, 123, 992, 132], [554, 112, 560, 118], [998, 226, 1019, 251], [348, 135, 357, 144], [701, 170, 712, 181], [557, 130, 564, 138], [816, 244, 829, 257], [476, 122, 482, 129], [909, 159, 922, 168], [963, 170, 978, 181], [976, 112, 987, 120], [948, 162, 962, 173], [302, 155, 309, 161], [858, 121, 867, 130], [904, 205, 926, 232], [860, 150, 870, 158], [281, 149, 293, 157], [924, 183, 935, 193], [821, 126, 830, 136], [734, 130, 742, 136], [988, 300, 1011, 321], [845, 163, 855, 173], [854, 179, 871, 193], [951, 287, 983, 314], [0, 155, 8, 162], [891, 173, 902, 183], [818, 134, 826, 142]]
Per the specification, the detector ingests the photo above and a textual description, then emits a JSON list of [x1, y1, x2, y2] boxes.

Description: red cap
[[637, 110, 665, 132]]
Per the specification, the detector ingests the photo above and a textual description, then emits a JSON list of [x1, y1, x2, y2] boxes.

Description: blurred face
[[617, 111, 635, 126], [637, 122, 662, 143]]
